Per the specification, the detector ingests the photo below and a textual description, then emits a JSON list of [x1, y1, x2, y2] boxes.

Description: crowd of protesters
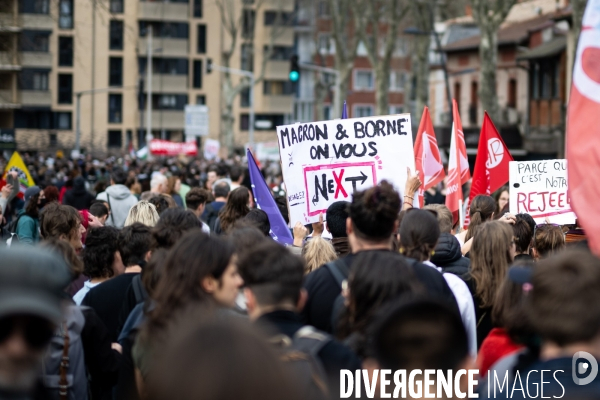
[[0, 151, 598, 400]]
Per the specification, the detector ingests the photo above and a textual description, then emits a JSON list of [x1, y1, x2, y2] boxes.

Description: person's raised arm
[[403, 167, 422, 210]]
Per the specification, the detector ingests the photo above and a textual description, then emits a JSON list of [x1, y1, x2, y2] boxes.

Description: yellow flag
[[3, 151, 35, 190]]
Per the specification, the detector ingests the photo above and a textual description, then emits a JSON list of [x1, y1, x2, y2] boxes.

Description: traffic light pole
[[208, 63, 255, 151], [298, 63, 341, 119]]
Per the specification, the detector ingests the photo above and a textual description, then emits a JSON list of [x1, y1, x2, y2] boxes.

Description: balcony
[[261, 95, 293, 113], [139, 37, 188, 57], [262, 27, 293, 46], [21, 14, 53, 30], [151, 110, 184, 129], [0, 51, 20, 70], [20, 90, 52, 106], [264, 60, 288, 80], [148, 75, 188, 92], [138, 1, 189, 22], [0, 13, 19, 31], [0, 89, 19, 108], [20, 52, 52, 68]]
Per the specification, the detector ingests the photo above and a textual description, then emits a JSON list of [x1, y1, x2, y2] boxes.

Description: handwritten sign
[[509, 159, 575, 224], [277, 114, 416, 224]]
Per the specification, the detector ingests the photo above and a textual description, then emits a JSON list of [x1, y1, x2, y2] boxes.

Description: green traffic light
[[289, 71, 299, 82]]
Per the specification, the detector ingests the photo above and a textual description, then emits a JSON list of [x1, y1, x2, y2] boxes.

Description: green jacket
[[15, 209, 40, 245]]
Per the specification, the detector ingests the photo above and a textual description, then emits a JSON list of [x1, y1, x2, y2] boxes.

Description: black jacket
[[430, 233, 470, 278], [63, 177, 95, 211]]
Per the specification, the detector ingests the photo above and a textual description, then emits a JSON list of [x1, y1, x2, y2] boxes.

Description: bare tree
[[215, 0, 290, 154], [470, 0, 517, 123], [410, 0, 436, 127], [352, 0, 409, 115]]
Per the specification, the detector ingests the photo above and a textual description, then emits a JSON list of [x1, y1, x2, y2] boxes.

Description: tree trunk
[[314, 76, 327, 121], [375, 63, 390, 115], [479, 25, 500, 123], [338, 60, 352, 110], [413, 34, 431, 126], [220, 74, 236, 153]]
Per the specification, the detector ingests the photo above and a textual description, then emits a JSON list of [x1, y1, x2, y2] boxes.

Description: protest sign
[[203, 138, 220, 160], [277, 114, 416, 224], [149, 139, 197, 156], [254, 141, 281, 161], [509, 159, 575, 224]]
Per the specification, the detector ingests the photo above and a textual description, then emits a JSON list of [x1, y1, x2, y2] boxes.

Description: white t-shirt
[[73, 280, 102, 305]]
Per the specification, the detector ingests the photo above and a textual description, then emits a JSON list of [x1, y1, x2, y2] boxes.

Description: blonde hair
[[124, 201, 160, 227], [301, 237, 337, 274]]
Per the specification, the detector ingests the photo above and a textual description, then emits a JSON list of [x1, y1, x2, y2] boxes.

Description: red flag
[[414, 107, 445, 207], [446, 99, 470, 220], [566, 0, 600, 254], [469, 112, 513, 206]]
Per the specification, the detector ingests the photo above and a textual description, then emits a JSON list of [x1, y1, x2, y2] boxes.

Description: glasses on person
[[0, 315, 55, 350]]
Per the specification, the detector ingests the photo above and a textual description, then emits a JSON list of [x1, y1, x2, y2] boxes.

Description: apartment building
[[0, 0, 296, 156]]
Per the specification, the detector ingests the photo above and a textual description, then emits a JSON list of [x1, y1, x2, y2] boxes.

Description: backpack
[[1, 214, 22, 247], [270, 326, 331, 400], [42, 306, 89, 400], [131, 274, 148, 304]]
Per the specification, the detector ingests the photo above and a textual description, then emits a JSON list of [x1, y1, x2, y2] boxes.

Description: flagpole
[[459, 199, 464, 232]]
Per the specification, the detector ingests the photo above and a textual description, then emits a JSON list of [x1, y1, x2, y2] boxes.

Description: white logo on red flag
[[486, 138, 504, 169]]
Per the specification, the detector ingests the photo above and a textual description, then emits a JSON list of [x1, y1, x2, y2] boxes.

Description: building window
[[354, 105, 374, 118], [109, 57, 123, 87], [507, 78, 517, 108], [55, 112, 71, 129], [196, 25, 206, 54], [109, 94, 122, 123], [139, 22, 189, 38], [240, 113, 284, 131], [139, 58, 188, 75], [110, 0, 123, 13], [110, 20, 124, 50], [49, 132, 57, 146], [241, 44, 254, 72], [20, 31, 50, 52], [389, 71, 405, 92], [318, 1, 329, 17], [242, 10, 255, 38], [20, 0, 49, 14], [58, 0, 73, 29], [240, 88, 250, 107], [354, 70, 374, 91], [531, 63, 540, 100], [454, 81, 461, 106], [20, 70, 49, 90], [263, 81, 294, 95], [194, 0, 202, 18], [108, 130, 122, 148], [153, 94, 188, 110], [58, 74, 72, 104], [318, 34, 333, 54], [552, 62, 560, 98], [389, 105, 403, 115], [193, 60, 202, 88], [58, 37, 73, 66], [264, 11, 292, 26], [196, 95, 206, 105], [265, 45, 293, 60]]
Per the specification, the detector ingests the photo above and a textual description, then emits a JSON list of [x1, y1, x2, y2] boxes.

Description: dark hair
[[399, 209, 440, 262], [89, 202, 109, 219], [229, 165, 243, 182], [25, 192, 41, 219], [348, 181, 401, 241], [516, 213, 536, 234], [118, 223, 153, 267], [40, 238, 84, 281], [152, 208, 201, 250], [146, 231, 234, 333], [493, 185, 510, 217], [142, 248, 169, 298], [533, 224, 565, 258], [337, 251, 423, 358], [371, 298, 468, 371], [213, 181, 230, 198], [40, 202, 82, 241], [43, 185, 59, 203], [528, 250, 600, 346], [185, 187, 210, 211], [111, 168, 127, 185], [512, 219, 533, 254], [219, 187, 250, 233], [82, 226, 120, 279], [238, 240, 304, 307], [242, 208, 270, 236], [275, 195, 289, 224], [94, 180, 108, 195], [326, 201, 349, 238], [465, 195, 496, 242], [146, 310, 301, 400], [228, 225, 269, 257], [148, 195, 170, 215]]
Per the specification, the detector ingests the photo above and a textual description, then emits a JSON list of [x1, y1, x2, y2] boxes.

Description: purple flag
[[247, 149, 293, 245], [341, 101, 348, 119]]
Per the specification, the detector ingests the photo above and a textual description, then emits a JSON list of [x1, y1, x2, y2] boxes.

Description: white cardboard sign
[[509, 159, 575, 224], [277, 114, 416, 224]]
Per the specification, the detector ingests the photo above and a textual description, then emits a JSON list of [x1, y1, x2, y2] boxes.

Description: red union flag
[[149, 139, 198, 156], [469, 112, 513, 206], [414, 107, 445, 207], [567, 0, 600, 254], [446, 99, 470, 220]]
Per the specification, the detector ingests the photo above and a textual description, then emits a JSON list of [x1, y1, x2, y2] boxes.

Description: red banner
[[149, 139, 197, 156]]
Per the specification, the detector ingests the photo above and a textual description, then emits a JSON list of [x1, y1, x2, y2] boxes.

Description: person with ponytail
[[399, 209, 477, 355], [466, 221, 516, 348]]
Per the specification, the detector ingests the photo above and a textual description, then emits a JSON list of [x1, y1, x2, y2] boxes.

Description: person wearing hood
[[96, 168, 139, 228], [63, 176, 95, 210], [15, 186, 45, 244], [425, 204, 470, 279]]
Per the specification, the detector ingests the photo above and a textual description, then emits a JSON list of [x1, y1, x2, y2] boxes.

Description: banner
[[149, 139, 197, 156], [509, 159, 575, 224], [203, 138, 220, 160], [567, 0, 600, 252], [254, 141, 280, 162], [414, 106, 445, 208], [3, 151, 35, 195], [247, 149, 293, 245], [277, 114, 415, 224]]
